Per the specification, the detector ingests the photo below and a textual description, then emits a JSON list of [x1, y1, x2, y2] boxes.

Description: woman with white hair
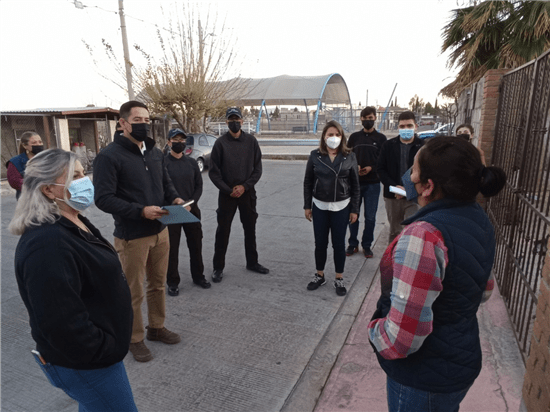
[[9, 148, 137, 411]]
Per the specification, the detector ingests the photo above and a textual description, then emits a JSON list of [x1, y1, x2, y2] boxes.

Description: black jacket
[[14, 215, 133, 370], [93, 132, 180, 240], [208, 131, 262, 196], [347, 129, 387, 184], [376, 136, 424, 199], [165, 153, 203, 219], [303, 149, 361, 214], [165, 153, 203, 204]]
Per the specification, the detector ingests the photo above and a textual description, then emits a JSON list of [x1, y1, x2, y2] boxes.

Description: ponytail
[[479, 166, 506, 198]]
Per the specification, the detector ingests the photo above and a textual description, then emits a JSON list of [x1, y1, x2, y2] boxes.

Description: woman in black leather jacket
[[303, 121, 361, 296]]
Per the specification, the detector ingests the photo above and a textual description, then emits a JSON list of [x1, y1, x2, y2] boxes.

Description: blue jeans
[[348, 183, 381, 249], [33, 353, 138, 412], [387, 377, 471, 412], [312, 203, 350, 273]]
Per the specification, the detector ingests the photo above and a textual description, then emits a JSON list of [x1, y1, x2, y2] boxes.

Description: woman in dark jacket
[[303, 120, 361, 296], [6, 131, 44, 200], [368, 137, 506, 411], [9, 149, 137, 411]]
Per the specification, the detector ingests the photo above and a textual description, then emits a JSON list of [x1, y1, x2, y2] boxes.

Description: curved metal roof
[[224, 73, 351, 107]]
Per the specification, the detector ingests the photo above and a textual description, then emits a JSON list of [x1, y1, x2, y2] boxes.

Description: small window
[[199, 136, 208, 146]]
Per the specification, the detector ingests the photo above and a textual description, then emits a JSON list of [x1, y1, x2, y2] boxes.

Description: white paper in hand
[[389, 186, 407, 197]]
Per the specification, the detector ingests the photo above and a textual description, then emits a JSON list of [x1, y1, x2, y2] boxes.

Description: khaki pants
[[384, 197, 420, 244], [114, 228, 169, 343]]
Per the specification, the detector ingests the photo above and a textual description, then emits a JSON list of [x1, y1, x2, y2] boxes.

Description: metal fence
[[488, 49, 550, 362]]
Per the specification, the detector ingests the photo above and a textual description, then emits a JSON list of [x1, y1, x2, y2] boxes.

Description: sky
[[0, 0, 461, 111]]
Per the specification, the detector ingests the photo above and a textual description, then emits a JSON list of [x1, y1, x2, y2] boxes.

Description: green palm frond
[[440, 0, 550, 97]]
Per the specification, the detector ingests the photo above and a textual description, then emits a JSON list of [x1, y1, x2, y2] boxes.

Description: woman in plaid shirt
[[368, 137, 506, 412]]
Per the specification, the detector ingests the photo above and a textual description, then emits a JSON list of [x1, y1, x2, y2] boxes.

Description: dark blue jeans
[[33, 353, 138, 412], [312, 203, 350, 274], [348, 182, 381, 249], [387, 377, 471, 412]]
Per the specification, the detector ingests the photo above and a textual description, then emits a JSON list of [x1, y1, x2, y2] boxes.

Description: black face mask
[[129, 123, 151, 142], [171, 142, 186, 153], [228, 121, 242, 134], [457, 133, 471, 142], [362, 120, 375, 130], [30, 145, 44, 155]]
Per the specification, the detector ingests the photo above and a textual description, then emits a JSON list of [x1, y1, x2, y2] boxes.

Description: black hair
[[119, 101, 148, 120], [417, 136, 506, 201], [360, 106, 377, 118], [456, 123, 474, 135], [398, 111, 416, 123]]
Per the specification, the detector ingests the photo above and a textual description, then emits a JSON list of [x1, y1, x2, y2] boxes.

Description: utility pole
[[118, 0, 135, 100]]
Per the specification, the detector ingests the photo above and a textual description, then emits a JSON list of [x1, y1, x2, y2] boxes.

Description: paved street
[[1, 157, 524, 412]]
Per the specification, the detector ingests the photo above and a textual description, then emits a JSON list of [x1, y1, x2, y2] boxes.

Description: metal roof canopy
[[224, 73, 352, 133], [227, 73, 351, 106]]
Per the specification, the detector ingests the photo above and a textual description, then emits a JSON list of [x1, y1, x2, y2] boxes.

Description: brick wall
[[478, 69, 509, 166], [522, 236, 550, 411]]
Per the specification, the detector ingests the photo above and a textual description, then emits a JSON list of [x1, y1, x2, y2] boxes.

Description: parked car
[[184, 133, 217, 172], [417, 123, 454, 139]]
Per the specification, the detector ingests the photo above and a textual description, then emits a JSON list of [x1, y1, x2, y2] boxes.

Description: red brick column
[[476, 69, 509, 209], [478, 68, 509, 166], [522, 236, 550, 411]]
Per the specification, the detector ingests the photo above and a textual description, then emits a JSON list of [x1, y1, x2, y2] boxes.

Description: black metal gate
[[488, 49, 550, 363]]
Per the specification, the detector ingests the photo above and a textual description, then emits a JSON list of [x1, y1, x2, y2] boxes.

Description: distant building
[[1, 107, 119, 178]]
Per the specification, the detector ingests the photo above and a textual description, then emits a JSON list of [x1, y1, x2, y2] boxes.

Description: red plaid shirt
[[368, 221, 494, 360]]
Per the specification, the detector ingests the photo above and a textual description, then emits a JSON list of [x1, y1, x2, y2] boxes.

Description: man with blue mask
[[93, 100, 185, 363], [377, 110, 424, 244]]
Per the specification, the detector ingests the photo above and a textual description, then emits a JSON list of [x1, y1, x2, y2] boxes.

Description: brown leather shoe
[[129, 340, 153, 362], [146, 326, 181, 344]]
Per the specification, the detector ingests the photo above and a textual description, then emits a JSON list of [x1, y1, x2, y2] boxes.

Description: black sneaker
[[346, 246, 358, 256], [307, 274, 326, 290], [168, 286, 179, 296], [334, 278, 347, 296], [363, 247, 373, 258]]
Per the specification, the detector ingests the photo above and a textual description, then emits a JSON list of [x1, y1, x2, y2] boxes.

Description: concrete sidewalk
[[1, 153, 526, 412]]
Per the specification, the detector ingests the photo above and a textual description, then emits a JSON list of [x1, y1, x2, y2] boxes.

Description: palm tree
[[441, 1, 550, 97]]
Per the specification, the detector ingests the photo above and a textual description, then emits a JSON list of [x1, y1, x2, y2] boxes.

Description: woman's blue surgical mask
[[399, 128, 415, 140], [54, 176, 95, 211], [401, 167, 418, 203]]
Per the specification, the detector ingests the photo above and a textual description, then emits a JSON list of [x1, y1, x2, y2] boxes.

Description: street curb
[[262, 154, 310, 161], [281, 226, 388, 412]]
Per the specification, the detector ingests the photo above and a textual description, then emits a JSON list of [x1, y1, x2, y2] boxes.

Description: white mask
[[326, 136, 341, 149]]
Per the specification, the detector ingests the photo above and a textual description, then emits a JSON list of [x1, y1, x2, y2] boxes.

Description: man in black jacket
[[93, 101, 184, 363], [208, 107, 269, 283], [376, 111, 424, 244], [164, 128, 211, 295], [346, 106, 387, 258]]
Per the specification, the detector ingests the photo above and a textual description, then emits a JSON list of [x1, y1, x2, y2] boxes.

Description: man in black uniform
[[346, 106, 387, 258], [208, 107, 269, 283], [164, 128, 211, 296]]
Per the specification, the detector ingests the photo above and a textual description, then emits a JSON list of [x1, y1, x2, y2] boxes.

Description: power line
[[70, 0, 178, 35]]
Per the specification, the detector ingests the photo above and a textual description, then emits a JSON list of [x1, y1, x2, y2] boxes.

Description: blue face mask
[[54, 176, 94, 211], [399, 128, 415, 140], [401, 167, 418, 203]]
